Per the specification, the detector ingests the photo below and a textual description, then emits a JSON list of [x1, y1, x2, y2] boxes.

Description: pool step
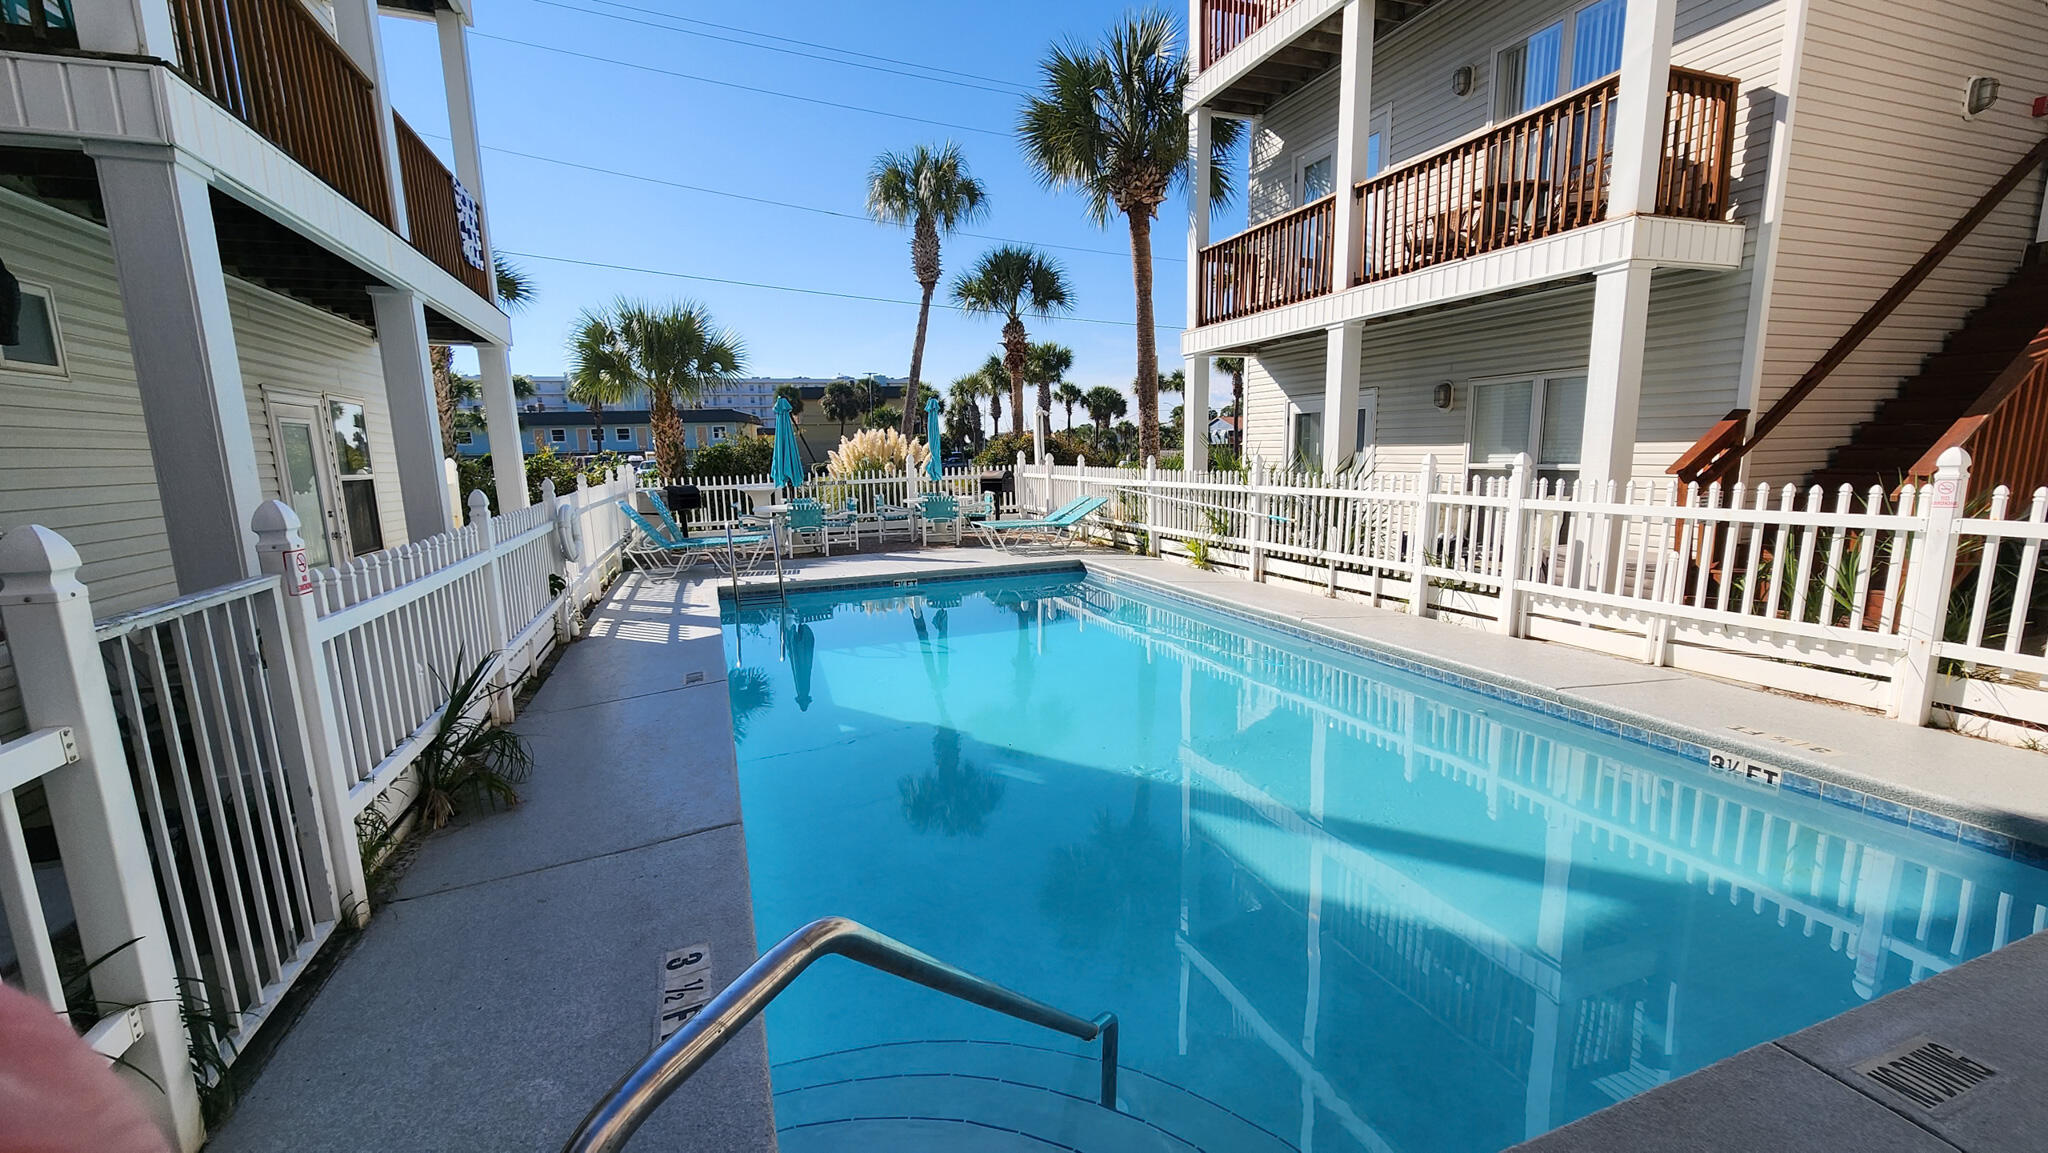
[[772, 1040, 1294, 1153]]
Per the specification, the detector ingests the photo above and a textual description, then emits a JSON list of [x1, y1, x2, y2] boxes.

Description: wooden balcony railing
[[1199, 0, 1300, 70], [1355, 67, 1734, 285], [166, 0, 393, 227], [1, 0, 79, 48], [1198, 194, 1335, 325], [394, 114, 493, 299]]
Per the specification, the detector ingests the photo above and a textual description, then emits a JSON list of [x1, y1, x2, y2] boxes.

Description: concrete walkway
[[207, 573, 775, 1153]]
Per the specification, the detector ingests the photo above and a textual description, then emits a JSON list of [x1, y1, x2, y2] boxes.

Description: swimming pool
[[722, 570, 2048, 1153]]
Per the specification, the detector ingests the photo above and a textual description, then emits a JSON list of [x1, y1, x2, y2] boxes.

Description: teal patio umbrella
[[924, 395, 944, 484], [771, 395, 804, 495]]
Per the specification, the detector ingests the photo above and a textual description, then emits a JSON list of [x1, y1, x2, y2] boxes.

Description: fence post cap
[[251, 500, 305, 552], [1510, 452, 1532, 474], [1936, 445, 1971, 474], [540, 477, 558, 502], [467, 488, 493, 516], [0, 523, 84, 599]]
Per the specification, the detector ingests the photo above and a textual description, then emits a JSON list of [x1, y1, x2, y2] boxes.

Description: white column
[[331, 0, 408, 235], [369, 287, 453, 539], [0, 527, 205, 1150], [1893, 448, 1968, 724], [477, 342, 530, 510], [1183, 357, 1211, 470], [437, 8, 496, 299], [1580, 262, 1656, 492], [72, 0, 174, 55], [1331, 0, 1376, 289], [1320, 322, 1363, 473], [1187, 0, 1204, 69], [1608, 0, 1678, 217], [90, 144, 263, 590], [1189, 106, 1213, 321]]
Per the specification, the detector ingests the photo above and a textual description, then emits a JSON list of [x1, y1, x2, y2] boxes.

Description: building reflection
[[1064, 582, 2048, 1153]]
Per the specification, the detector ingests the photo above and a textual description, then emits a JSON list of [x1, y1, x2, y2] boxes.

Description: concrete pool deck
[[206, 543, 2048, 1153]]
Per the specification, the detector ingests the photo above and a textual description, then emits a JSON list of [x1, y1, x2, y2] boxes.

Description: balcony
[[394, 113, 493, 299], [1194, 66, 1737, 329], [1197, 0, 1302, 69]]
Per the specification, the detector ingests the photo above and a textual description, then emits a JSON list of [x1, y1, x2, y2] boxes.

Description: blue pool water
[[722, 571, 2048, 1153]]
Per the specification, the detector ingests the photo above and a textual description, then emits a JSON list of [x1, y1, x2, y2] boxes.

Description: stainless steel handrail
[[561, 916, 1119, 1153]]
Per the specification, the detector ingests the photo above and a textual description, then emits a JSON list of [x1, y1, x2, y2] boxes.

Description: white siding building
[[1184, 0, 2048, 495]]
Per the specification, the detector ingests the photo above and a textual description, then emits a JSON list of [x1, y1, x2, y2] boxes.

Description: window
[[711, 425, 729, 442], [455, 429, 475, 446], [1299, 149, 1335, 205], [615, 426, 634, 442], [1, 283, 63, 370], [1467, 374, 1585, 476], [550, 428, 566, 444], [328, 400, 383, 554], [1291, 410, 1323, 471], [1494, 0, 1626, 120]]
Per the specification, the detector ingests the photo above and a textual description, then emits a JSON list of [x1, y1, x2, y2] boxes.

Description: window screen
[[2, 289, 59, 366], [1539, 375, 1588, 468], [1470, 381, 1534, 466], [1571, 0, 1627, 88]]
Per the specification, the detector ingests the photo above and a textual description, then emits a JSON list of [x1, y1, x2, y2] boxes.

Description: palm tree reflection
[[727, 667, 774, 742], [1040, 778, 1174, 954], [898, 727, 1005, 836]]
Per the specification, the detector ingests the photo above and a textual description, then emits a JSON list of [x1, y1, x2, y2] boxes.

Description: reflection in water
[[725, 666, 773, 741], [899, 728, 1006, 836], [786, 621, 816, 711], [724, 573, 2048, 1153]]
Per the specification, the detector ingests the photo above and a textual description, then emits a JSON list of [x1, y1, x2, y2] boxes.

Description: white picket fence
[[656, 465, 1007, 528], [0, 468, 635, 1149], [1021, 446, 2048, 739]]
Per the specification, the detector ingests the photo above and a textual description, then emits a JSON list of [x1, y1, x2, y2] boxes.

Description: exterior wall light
[[1451, 66, 1475, 97], [1433, 382, 1455, 411], [1965, 76, 2000, 118]]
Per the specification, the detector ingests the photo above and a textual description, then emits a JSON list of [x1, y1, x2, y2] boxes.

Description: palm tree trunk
[[1129, 213, 1159, 463], [1231, 367, 1244, 456], [649, 390, 686, 479], [1003, 320, 1027, 438], [905, 277, 937, 437], [431, 344, 456, 456]]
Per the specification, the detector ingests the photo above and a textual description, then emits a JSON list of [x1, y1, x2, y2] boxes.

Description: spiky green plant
[[402, 653, 533, 831]]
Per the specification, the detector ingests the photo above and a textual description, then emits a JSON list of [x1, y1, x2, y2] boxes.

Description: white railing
[[1031, 446, 2048, 738], [657, 465, 1010, 528]]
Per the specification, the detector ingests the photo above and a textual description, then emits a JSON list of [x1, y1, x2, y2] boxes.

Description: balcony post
[[330, 0, 408, 236], [1608, 0, 1678, 217], [1183, 357, 1211, 470], [437, 8, 496, 300], [1320, 321, 1364, 474], [1331, 0, 1376, 289], [368, 287, 455, 539], [478, 342, 531, 510], [88, 143, 264, 590], [1186, 0, 1203, 72], [1581, 261, 1656, 491], [1188, 106, 1212, 330]]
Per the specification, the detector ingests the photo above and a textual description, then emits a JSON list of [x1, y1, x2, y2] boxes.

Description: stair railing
[[560, 916, 1120, 1153], [1671, 134, 2048, 488], [1905, 327, 2048, 492]]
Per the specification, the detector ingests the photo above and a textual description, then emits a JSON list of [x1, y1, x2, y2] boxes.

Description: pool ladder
[[560, 916, 1121, 1153]]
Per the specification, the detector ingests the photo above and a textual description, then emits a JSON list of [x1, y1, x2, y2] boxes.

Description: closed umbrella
[[770, 396, 804, 497], [925, 395, 944, 485]]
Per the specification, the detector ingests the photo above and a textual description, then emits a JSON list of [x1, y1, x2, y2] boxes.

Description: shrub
[[828, 427, 929, 477], [523, 445, 582, 506], [693, 435, 776, 478], [974, 430, 1086, 467]]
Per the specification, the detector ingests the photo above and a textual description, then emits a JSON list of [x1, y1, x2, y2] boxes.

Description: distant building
[[455, 408, 762, 458], [494, 375, 908, 424]]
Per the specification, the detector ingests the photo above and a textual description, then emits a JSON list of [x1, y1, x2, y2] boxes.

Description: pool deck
[[206, 543, 2048, 1153]]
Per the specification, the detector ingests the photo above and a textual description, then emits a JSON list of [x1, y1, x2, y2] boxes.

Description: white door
[[271, 400, 343, 567]]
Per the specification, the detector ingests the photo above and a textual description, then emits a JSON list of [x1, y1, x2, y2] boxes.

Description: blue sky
[[379, 0, 1249, 403]]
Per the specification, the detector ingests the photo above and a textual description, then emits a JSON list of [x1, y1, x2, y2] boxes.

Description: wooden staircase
[[1809, 253, 2048, 494]]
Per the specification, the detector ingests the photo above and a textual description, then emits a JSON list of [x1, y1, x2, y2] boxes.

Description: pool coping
[[721, 551, 2048, 863]]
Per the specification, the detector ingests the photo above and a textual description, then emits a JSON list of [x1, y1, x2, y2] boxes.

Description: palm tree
[[566, 313, 637, 462], [1019, 11, 1240, 463], [971, 355, 1007, 434], [1024, 342, 1075, 430], [576, 299, 745, 477], [823, 380, 862, 438], [1054, 382, 1085, 430], [432, 256, 537, 455], [1215, 356, 1246, 455], [1083, 385, 1127, 432], [951, 245, 1074, 437], [775, 383, 806, 421], [946, 377, 986, 452], [867, 143, 992, 437]]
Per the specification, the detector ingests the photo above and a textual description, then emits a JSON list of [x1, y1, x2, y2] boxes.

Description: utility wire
[[574, 0, 1036, 92], [470, 31, 1008, 137], [437, 132, 1186, 264], [497, 249, 1185, 332], [522, 0, 1031, 98]]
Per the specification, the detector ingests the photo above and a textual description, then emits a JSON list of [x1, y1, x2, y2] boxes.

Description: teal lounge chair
[[917, 492, 962, 546], [972, 496, 1107, 553], [619, 501, 768, 573]]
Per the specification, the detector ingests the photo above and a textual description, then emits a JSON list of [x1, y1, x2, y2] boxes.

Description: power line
[[521, 0, 1031, 98], [575, 0, 1036, 93], [470, 32, 1008, 137], [442, 133, 1185, 264], [498, 248, 1185, 332]]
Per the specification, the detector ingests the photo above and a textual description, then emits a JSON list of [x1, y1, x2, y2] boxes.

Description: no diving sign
[[656, 944, 714, 1044]]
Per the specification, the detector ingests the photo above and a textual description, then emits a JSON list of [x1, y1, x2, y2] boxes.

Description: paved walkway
[[208, 572, 775, 1153]]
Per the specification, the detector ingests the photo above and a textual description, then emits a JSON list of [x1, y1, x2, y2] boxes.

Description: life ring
[[552, 503, 584, 562]]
